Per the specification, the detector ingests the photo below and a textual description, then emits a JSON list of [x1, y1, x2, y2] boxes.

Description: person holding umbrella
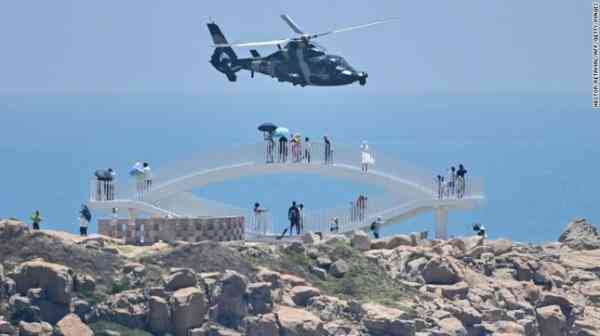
[[79, 204, 92, 236], [258, 123, 278, 163]]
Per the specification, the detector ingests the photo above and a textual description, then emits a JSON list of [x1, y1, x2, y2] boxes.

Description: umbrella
[[273, 127, 290, 138], [129, 162, 143, 177], [258, 122, 277, 133], [95, 169, 113, 181]]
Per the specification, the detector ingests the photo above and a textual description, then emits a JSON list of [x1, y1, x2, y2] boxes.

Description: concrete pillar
[[127, 208, 137, 244], [435, 207, 448, 240]]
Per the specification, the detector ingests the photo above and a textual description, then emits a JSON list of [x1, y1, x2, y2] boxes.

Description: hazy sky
[[0, 1, 589, 95]]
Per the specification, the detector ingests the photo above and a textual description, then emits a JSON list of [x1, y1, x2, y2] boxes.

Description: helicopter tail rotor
[[207, 22, 241, 82]]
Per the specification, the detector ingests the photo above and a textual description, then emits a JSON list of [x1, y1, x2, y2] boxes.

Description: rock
[[488, 238, 513, 256], [510, 256, 535, 282], [481, 320, 526, 335], [310, 266, 327, 280], [244, 314, 280, 336], [256, 268, 282, 289], [572, 306, 600, 336], [164, 268, 198, 292], [362, 303, 415, 336], [559, 218, 600, 250], [438, 317, 467, 336], [321, 234, 349, 246], [316, 256, 332, 269], [559, 249, 600, 270], [148, 296, 171, 335], [247, 282, 273, 314], [540, 292, 574, 318], [8, 294, 39, 322], [74, 274, 96, 293], [370, 238, 389, 250], [301, 232, 320, 244], [290, 286, 321, 306], [323, 321, 361, 336], [13, 260, 73, 305], [0, 319, 16, 336], [88, 289, 148, 330], [387, 235, 414, 249], [213, 270, 248, 329], [579, 280, 600, 303], [0, 219, 28, 239], [72, 299, 91, 320], [329, 260, 349, 278], [285, 242, 306, 254], [189, 322, 241, 336], [276, 305, 324, 336], [123, 262, 145, 275], [422, 256, 462, 285], [425, 281, 469, 300], [350, 230, 370, 251], [17, 321, 53, 336], [306, 295, 348, 322], [55, 314, 93, 336], [536, 305, 566, 336], [171, 287, 209, 336], [280, 274, 309, 287], [567, 269, 597, 283]]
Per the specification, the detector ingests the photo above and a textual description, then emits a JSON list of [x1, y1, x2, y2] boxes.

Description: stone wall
[[97, 216, 245, 244]]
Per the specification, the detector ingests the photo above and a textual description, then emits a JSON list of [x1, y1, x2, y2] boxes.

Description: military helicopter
[[207, 15, 397, 87]]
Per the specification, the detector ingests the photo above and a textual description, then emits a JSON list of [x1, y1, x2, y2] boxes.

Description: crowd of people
[[265, 133, 334, 165], [435, 163, 468, 199], [93, 162, 153, 201]]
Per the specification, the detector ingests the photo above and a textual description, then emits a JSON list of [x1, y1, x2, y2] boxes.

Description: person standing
[[279, 136, 288, 163], [253, 202, 268, 235], [324, 136, 331, 164], [360, 141, 374, 173], [79, 204, 92, 237], [330, 217, 339, 233], [304, 137, 312, 163], [298, 204, 304, 234], [30, 210, 42, 230], [143, 162, 152, 193], [266, 136, 275, 163], [288, 201, 300, 236], [456, 164, 468, 198], [107, 168, 116, 200], [370, 216, 383, 239], [447, 166, 456, 196]]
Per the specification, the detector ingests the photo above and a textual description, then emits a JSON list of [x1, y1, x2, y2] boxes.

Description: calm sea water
[[0, 94, 597, 243]]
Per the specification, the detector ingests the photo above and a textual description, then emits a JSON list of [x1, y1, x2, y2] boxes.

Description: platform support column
[[435, 207, 448, 240], [127, 208, 137, 244]]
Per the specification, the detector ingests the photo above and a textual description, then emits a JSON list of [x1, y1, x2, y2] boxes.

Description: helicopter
[[207, 15, 397, 87]]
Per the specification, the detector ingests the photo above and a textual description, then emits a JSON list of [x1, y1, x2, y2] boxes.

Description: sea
[[0, 93, 597, 243]]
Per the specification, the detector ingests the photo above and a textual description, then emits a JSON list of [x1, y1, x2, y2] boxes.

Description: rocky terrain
[[1, 217, 600, 335]]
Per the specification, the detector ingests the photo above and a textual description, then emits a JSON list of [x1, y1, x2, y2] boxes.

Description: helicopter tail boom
[[207, 22, 241, 82]]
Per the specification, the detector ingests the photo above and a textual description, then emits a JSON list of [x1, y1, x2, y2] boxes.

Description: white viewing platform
[[88, 143, 484, 240]]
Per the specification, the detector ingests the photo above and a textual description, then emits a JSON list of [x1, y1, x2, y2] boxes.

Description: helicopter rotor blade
[[280, 14, 305, 34], [309, 17, 399, 39], [214, 38, 291, 48]]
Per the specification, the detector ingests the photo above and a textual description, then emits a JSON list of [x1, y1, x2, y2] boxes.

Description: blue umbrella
[[273, 127, 290, 138], [129, 162, 143, 177]]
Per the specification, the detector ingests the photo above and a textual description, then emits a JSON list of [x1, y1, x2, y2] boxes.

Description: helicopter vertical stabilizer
[[207, 22, 240, 82]]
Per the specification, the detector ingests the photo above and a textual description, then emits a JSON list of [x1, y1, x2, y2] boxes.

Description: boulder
[[424, 281, 469, 300], [572, 306, 600, 336], [55, 314, 93, 336], [422, 256, 462, 285], [316, 256, 332, 269], [88, 289, 148, 330], [301, 232, 320, 245], [171, 287, 209, 336], [0, 219, 28, 239], [536, 305, 566, 336], [580, 280, 600, 302], [123, 262, 146, 275], [213, 270, 248, 329], [247, 282, 273, 314], [321, 234, 350, 246], [488, 238, 513, 256], [73, 274, 96, 293], [189, 322, 241, 336], [350, 230, 371, 251], [306, 295, 349, 322], [72, 299, 91, 320], [481, 320, 526, 335], [17, 321, 53, 336], [276, 305, 324, 336], [290, 286, 321, 306], [164, 268, 198, 292], [329, 260, 350, 278], [280, 274, 309, 287], [309, 266, 327, 280], [149, 296, 171, 335], [285, 242, 306, 254], [256, 268, 282, 289], [244, 314, 280, 336], [437, 317, 467, 336], [13, 260, 73, 305], [387, 235, 414, 249], [370, 238, 389, 250], [558, 218, 600, 250], [362, 303, 415, 336]]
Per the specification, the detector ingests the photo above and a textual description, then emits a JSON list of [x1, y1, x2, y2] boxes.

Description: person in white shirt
[[360, 141, 373, 173], [143, 162, 152, 193], [304, 137, 312, 163], [447, 166, 456, 196]]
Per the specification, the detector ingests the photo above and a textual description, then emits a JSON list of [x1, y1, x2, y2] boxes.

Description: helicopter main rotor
[[212, 14, 398, 49]]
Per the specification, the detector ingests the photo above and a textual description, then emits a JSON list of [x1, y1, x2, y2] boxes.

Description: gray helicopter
[[207, 15, 397, 87]]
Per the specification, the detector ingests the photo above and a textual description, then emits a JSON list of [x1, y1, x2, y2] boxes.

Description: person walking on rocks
[[30, 210, 42, 230], [288, 201, 300, 236], [79, 204, 92, 237]]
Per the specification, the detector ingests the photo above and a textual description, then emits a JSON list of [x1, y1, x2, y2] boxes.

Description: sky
[[0, 1, 590, 95]]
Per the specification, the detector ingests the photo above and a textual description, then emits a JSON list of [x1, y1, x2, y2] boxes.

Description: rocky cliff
[[1, 217, 600, 335]]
